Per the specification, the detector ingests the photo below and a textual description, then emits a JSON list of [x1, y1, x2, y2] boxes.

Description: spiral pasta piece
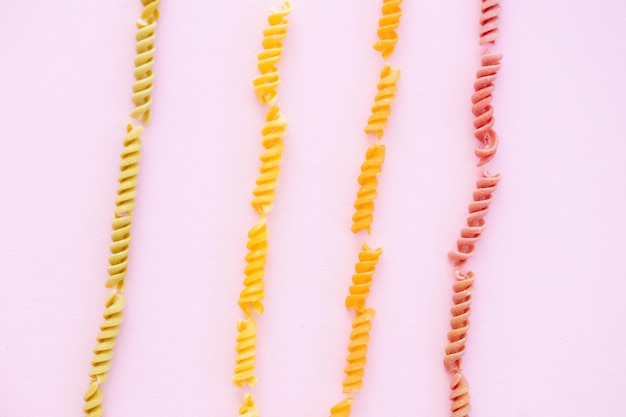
[[238, 216, 269, 316], [343, 308, 376, 393], [130, 0, 161, 124], [479, 0, 501, 45], [106, 124, 143, 290], [252, 1, 292, 105], [233, 316, 259, 387], [443, 271, 475, 373], [373, 0, 403, 59], [449, 372, 471, 417], [83, 290, 126, 417], [364, 64, 401, 140], [448, 171, 500, 270], [239, 393, 261, 417], [471, 51, 502, 166], [329, 398, 353, 417], [346, 244, 383, 312], [352, 143, 385, 234], [251, 105, 288, 215]]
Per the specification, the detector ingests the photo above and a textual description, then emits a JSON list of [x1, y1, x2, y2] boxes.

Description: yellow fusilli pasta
[[131, 0, 161, 124], [364, 64, 401, 140], [352, 143, 386, 234], [329, 398, 353, 417], [83, 124, 143, 417], [233, 316, 258, 388], [251, 105, 288, 215], [239, 393, 261, 417], [373, 0, 403, 59], [238, 216, 269, 316], [343, 308, 376, 393], [346, 244, 383, 312], [252, 2, 292, 105]]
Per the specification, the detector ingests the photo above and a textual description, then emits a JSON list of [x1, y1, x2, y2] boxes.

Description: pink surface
[[1, 1, 625, 416]]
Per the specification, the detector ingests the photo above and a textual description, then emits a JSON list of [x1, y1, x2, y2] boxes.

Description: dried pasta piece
[[449, 372, 471, 417], [346, 244, 383, 312], [239, 393, 261, 417], [251, 105, 288, 215], [364, 64, 401, 140], [238, 216, 269, 316], [373, 0, 403, 59], [252, 1, 292, 105], [84, 124, 143, 417], [448, 171, 500, 270], [352, 143, 385, 234], [131, 0, 161, 124], [472, 51, 502, 166], [479, 0, 501, 45], [329, 398, 353, 417], [233, 316, 258, 387], [444, 271, 475, 373], [343, 308, 376, 393]]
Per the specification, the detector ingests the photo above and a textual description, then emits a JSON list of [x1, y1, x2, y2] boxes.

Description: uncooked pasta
[[352, 143, 386, 234], [373, 0, 403, 59], [364, 64, 401, 140], [346, 244, 383, 312], [329, 398, 353, 417], [471, 53, 502, 167], [343, 308, 376, 394], [238, 216, 269, 317], [233, 316, 258, 388], [239, 393, 261, 417]]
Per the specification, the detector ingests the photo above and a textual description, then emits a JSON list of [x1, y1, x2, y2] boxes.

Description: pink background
[[1, 1, 625, 416]]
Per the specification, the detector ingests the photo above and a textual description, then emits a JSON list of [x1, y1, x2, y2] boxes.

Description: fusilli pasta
[[329, 398, 353, 417], [251, 105, 288, 215], [444, 271, 475, 373], [238, 216, 269, 316], [479, 0, 501, 45], [343, 308, 376, 393], [352, 143, 386, 234], [346, 244, 383, 312], [233, 316, 258, 388], [252, 1, 292, 105], [472, 52, 502, 166], [131, 0, 160, 124], [373, 0, 403, 59], [449, 372, 471, 417], [239, 393, 261, 417], [364, 64, 401, 140]]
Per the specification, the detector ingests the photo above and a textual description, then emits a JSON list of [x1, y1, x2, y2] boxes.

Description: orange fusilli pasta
[[343, 308, 376, 393], [364, 64, 401, 140], [373, 0, 403, 59], [346, 244, 383, 312], [252, 2, 292, 105], [352, 143, 386, 234], [131, 0, 160, 124], [472, 52, 502, 166], [251, 105, 288, 215], [444, 271, 475, 374], [233, 316, 258, 388], [238, 216, 269, 316], [449, 372, 471, 417], [329, 398, 353, 417]]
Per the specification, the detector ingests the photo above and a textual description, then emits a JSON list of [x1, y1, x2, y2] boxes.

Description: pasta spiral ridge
[[238, 216, 269, 316], [352, 143, 386, 234], [251, 105, 288, 215], [329, 398, 353, 417], [364, 64, 401, 140], [472, 51, 502, 166], [373, 0, 403, 59], [239, 393, 261, 417], [343, 308, 376, 393], [83, 290, 126, 417], [105, 124, 143, 290], [252, 1, 292, 105], [448, 171, 501, 270], [233, 316, 259, 387], [444, 271, 475, 373], [346, 244, 383, 312], [479, 0, 501, 45], [449, 372, 471, 417], [131, 0, 161, 124]]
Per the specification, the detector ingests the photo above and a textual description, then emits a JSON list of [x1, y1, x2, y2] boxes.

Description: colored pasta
[[352, 143, 386, 234], [444, 271, 475, 373], [233, 316, 258, 388], [346, 244, 383, 312], [252, 2, 292, 105], [479, 0, 501, 45], [239, 393, 261, 417], [343, 308, 376, 393], [364, 64, 401, 140], [373, 0, 403, 59], [238, 216, 269, 316], [251, 105, 288, 215], [448, 172, 501, 270], [83, 123, 143, 416], [329, 398, 353, 417], [449, 373, 471, 417], [131, 0, 160, 124]]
